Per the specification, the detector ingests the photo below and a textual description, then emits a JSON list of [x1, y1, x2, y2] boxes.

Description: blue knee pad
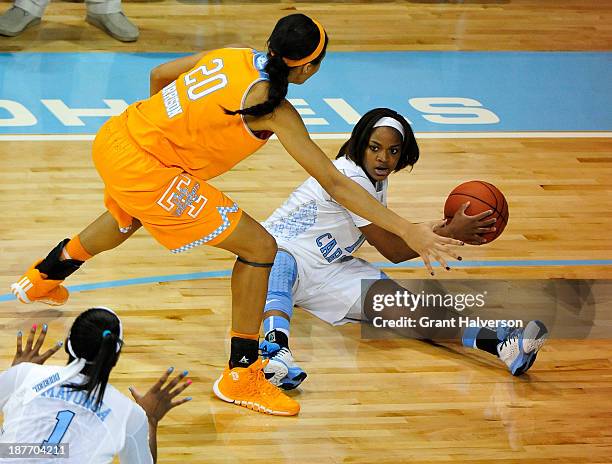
[[264, 250, 298, 318]]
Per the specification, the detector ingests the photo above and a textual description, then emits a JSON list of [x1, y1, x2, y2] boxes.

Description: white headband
[[372, 116, 405, 140], [19, 307, 123, 405]]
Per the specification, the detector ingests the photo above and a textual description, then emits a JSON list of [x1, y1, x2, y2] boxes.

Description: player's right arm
[[119, 405, 154, 464], [265, 101, 463, 274], [0, 324, 61, 408]]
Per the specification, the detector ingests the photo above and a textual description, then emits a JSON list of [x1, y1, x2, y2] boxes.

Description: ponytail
[[225, 53, 289, 117], [225, 14, 328, 118], [65, 308, 123, 411]]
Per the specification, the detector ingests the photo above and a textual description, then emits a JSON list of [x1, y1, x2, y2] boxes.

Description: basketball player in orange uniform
[[11, 14, 463, 416]]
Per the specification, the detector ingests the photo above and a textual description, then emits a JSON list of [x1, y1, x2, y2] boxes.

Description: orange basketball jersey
[[125, 48, 271, 180]]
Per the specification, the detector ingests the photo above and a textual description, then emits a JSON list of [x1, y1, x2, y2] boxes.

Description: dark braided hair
[[65, 307, 123, 410], [225, 14, 328, 117], [336, 108, 419, 173]]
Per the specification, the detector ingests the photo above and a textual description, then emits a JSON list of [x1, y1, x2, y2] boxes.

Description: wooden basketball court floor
[[0, 1, 611, 462]]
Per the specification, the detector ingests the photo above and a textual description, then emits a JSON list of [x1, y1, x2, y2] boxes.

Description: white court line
[[0, 132, 611, 142]]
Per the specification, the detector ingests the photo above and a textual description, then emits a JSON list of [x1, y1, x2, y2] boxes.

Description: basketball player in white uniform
[[0, 307, 191, 463], [260, 108, 548, 389]]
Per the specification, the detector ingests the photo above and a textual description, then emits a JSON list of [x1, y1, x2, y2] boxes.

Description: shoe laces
[[499, 328, 521, 350], [259, 340, 281, 357], [271, 347, 293, 363], [246, 360, 285, 399]]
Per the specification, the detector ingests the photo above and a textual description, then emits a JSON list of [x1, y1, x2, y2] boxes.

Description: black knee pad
[[36, 238, 84, 280], [236, 256, 274, 268]]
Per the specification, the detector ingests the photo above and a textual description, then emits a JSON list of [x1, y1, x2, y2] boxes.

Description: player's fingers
[[159, 367, 178, 391], [435, 235, 464, 246], [151, 367, 174, 392], [477, 226, 496, 234], [32, 323, 48, 353], [169, 379, 192, 398], [479, 216, 497, 226], [39, 341, 63, 362], [128, 386, 142, 401], [436, 243, 462, 261], [469, 235, 486, 245], [422, 255, 434, 276], [25, 324, 37, 351], [458, 201, 470, 214], [474, 209, 494, 220], [432, 219, 446, 230], [16, 329, 23, 355], [170, 396, 192, 408], [164, 370, 189, 392], [432, 252, 450, 271]]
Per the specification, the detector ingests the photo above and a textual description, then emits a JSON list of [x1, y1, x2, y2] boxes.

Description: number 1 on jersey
[[184, 58, 228, 101], [43, 410, 75, 446]]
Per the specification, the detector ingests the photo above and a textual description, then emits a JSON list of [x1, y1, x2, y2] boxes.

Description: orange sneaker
[[10, 260, 69, 306], [213, 359, 300, 416]]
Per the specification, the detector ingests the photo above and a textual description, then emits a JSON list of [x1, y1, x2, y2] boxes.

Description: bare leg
[[211, 212, 299, 416], [13, 211, 142, 304], [76, 211, 142, 257], [214, 212, 277, 335]]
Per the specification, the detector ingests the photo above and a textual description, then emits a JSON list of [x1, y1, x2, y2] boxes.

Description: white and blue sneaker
[[260, 340, 307, 390], [496, 320, 548, 376]]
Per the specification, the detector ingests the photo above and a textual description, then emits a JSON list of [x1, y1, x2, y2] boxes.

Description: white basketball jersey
[[264, 156, 387, 266], [0, 363, 152, 464]]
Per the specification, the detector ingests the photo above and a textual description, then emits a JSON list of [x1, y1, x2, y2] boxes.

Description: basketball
[[444, 180, 509, 243]]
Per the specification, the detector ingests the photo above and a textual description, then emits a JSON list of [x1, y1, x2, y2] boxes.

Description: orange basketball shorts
[[92, 113, 243, 253]]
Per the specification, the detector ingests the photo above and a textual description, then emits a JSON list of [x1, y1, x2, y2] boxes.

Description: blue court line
[[1, 259, 611, 303]]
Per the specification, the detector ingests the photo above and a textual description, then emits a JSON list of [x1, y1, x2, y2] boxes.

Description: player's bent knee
[[264, 232, 278, 253], [247, 232, 277, 262]]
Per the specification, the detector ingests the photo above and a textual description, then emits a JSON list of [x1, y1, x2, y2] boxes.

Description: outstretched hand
[[129, 368, 192, 426], [441, 202, 497, 245], [403, 221, 464, 275], [12, 323, 63, 367]]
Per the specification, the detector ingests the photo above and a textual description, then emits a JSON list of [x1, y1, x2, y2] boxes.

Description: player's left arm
[[359, 223, 419, 263], [361, 205, 498, 263]]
